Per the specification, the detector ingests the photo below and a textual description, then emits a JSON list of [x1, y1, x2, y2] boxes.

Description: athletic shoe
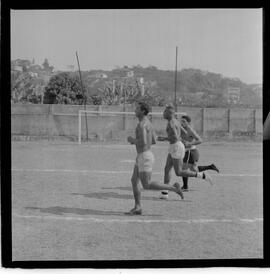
[[181, 186, 189, 192], [210, 164, 220, 173], [125, 208, 142, 215], [159, 192, 169, 199], [173, 182, 184, 199], [203, 171, 213, 185]]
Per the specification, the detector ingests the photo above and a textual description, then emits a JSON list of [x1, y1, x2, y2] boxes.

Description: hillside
[[82, 66, 262, 106], [11, 59, 262, 106]]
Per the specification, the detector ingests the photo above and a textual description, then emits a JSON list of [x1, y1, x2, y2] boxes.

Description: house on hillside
[[227, 87, 240, 104], [113, 67, 135, 79], [12, 65, 23, 72], [88, 72, 108, 79], [252, 84, 262, 98], [98, 73, 108, 78], [195, 91, 204, 99], [12, 59, 31, 69], [126, 70, 134, 78], [29, 72, 38, 78], [28, 64, 42, 74]]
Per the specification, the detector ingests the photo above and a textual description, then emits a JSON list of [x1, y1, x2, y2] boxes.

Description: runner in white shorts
[[136, 150, 155, 173], [157, 105, 212, 199], [126, 101, 184, 215]]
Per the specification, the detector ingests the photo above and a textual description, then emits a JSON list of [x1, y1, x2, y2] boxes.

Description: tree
[[11, 72, 46, 104], [43, 72, 84, 104], [42, 58, 54, 72], [42, 58, 50, 70]]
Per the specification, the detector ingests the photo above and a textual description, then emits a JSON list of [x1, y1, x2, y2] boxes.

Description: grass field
[[11, 140, 263, 261]]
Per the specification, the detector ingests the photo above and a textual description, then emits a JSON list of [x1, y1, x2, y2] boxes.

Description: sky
[[11, 9, 262, 84]]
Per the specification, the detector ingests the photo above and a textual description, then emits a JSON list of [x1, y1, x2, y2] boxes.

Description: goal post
[[78, 110, 187, 144]]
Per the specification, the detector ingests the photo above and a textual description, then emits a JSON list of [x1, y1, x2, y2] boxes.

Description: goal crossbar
[[78, 110, 186, 144]]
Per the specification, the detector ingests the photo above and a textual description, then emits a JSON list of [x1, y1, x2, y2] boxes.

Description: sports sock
[[198, 165, 211, 172], [196, 172, 205, 179], [199, 164, 219, 173], [182, 177, 188, 188], [198, 165, 213, 172]]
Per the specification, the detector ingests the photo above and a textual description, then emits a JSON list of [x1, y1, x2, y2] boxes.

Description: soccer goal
[[78, 109, 187, 144]]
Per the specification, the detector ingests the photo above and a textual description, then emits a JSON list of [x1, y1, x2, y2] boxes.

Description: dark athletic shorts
[[183, 149, 199, 164]]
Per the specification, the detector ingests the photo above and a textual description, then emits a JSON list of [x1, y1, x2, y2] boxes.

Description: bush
[[43, 72, 84, 104]]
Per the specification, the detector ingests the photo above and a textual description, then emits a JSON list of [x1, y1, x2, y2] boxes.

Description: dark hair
[[165, 104, 175, 112], [182, 115, 191, 123], [138, 101, 151, 115]]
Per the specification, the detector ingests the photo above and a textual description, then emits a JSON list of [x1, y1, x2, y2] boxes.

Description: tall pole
[[174, 46, 178, 112], [76, 51, 89, 141], [112, 80, 115, 94], [121, 82, 126, 111]]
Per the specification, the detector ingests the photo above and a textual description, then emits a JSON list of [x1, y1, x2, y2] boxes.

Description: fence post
[[48, 104, 53, 140], [228, 108, 233, 139], [78, 110, 81, 144], [98, 105, 102, 114], [48, 104, 53, 115], [201, 108, 205, 138], [123, 104, 127, 131], [254, 109, 257, 135]]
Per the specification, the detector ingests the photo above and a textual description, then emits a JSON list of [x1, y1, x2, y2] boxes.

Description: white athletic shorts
[[136, 150, 155, 173], [168, 141, 185, 159]]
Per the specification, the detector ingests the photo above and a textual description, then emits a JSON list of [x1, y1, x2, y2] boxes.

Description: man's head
[[135, 101, 151, 118], [181, 115, 191, 128], [163, 105, 175, 120]]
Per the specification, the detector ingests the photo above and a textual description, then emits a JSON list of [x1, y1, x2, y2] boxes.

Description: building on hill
[[195, 91, 204, 99], [97, 73, 108, 78], [252, 84, 262, 98], [126, 70, 134, 78], [12, 59, 31, 70], [28, 64, 42, 73], [29, 72, 38, 78], [227, 87, 240, 104], [12, 65, 23, 72], [112, 67, 135, 78], [88, 72, 108, 79]]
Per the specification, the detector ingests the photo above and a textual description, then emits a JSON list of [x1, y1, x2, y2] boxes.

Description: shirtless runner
[[157, 105, 213, 200], [126, 101, 184, 215]]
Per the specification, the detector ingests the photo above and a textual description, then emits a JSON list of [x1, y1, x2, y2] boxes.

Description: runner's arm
[[127, 124, 147, 145], [180, 125, 187, 135], [152, 129, 157, 145], [185, 125, 202, 146]]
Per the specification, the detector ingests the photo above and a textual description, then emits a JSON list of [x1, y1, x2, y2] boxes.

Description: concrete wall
[[11, 104, 263, 141]]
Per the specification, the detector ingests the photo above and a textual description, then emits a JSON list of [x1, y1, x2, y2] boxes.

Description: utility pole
[[112, 79, 115, 94], [174, 46, 178, 112], [76, 51, 89, 141]]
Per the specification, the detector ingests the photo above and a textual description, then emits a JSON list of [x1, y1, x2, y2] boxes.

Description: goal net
[[78, 110, 186, 144]]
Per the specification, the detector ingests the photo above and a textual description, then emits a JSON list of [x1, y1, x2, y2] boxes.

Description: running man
[[126, 101, 184, 215], [180, 115, 219, 192], [157, 105, 212, 200]]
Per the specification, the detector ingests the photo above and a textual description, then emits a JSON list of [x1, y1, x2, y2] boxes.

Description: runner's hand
[[127, 136, 135, 144]]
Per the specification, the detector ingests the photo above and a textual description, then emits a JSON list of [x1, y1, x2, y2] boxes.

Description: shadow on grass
[[101, 186, 197, 193], [25, 206, 161, 217], [71, 191, 191, 202], [102, 186, 132, 191]]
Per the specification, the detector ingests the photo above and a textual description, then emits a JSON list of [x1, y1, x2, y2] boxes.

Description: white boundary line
[[13, 214, 263, 224], [12, 168, 262, 177]]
